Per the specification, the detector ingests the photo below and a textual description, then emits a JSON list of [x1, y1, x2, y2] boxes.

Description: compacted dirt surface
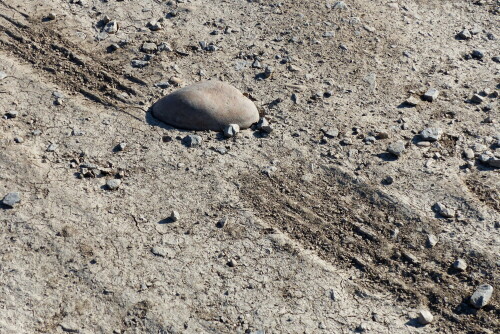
[[0, 0, 499, 333]]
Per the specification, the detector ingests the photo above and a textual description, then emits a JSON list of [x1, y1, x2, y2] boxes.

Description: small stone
[[216, 217, 231, 228], [471, 49, 484, 60], [364, 136, 376, 144], [104, 20, 118, 34], [2, 192, 21, 208], [453, 258, 467, 271], [263, 66, 273, 79], [170, 210, 180, 222], [47, 12, 56, 21], [106, 179, 121, 190], [433, 202, 455, 218], [416, 141, 431, 147], [154, 82, 170, 89], [46, 143, 59, 152], [382, 176, 394, 185], [356, 323, 368, 332], [426, 234, 438, 248], [223, 124, 240, 138], [5, 110, 18, 118], [321, 128, 339, 138], [116, 142, 127, 151], [387, 141, 405, 157], [182, 135, 202, 147], [158, 42, 173, 52], [227, 259, 237, 267], [142, 42, 157, 53], [323, 31, 335, 38], [262, 166, 278, 177], [332, 1, 348, 10], [423, 89, 439, 102], [151, 247, 168, 257], [148, 22, 162, 31], [131, 60, 149, 68], [492, 56, 500, 63], [405, 96, 420, 106], [14, 137, 24, 143], [457, 29, 472, 40], [463, 148, 475, 160], [257, 117, 273, 134], [470, 284, 493, 309], [0, 71, 6, 80], [420, 128, 443, 142], [417, 310, 433, 325], [470, 94, 484, 104], [488, 159, 500, 168]]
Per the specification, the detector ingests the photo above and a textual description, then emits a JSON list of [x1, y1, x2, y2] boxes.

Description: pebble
[[417, 310, 433, 325], [227, 259, 237, 267], [470, 284, 493, 309], [170, 210, 180, 222], [321, 128, 339, 138], [182, 134, 202, 147], [471, 49, 484, 60], [131, 60, 149, 68], [148, 22, 162, 31], [453, 258, 467, 271], [104, 20, 118, 34], [262, 166, 278, 177], [420, 128, 443, 142], [423, 88, 439, 102], [116, 142, 127, 151], [14, 137, 24, 143], [223, 124, 240, 138], [47, 12, 56, 21], [488, 159, 500, 168], [405, 96, 420, 106], [2, 192, 21, 208], [457, 29, 472, 39], [470, 94, 484, 104], [46, 143, 59, 152], [158, 42, 173, 52], [433, 202, 455, 218], [463, 148, 475, 159], [216, 217, 231, 228], [332, 1, 348, 10], [257, 117, 273, 134], [426, 234, 438, 248], [152, 81, 259, 131], [142, 42, 157, 53], [151, 247, 168, 257], [106, 179, 121, 190], [0, 71, 6, 80], [387, 141, 405, 157], [5, 110, 18, 118]]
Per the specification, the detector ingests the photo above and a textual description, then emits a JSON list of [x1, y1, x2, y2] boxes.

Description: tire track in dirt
[[0, 2, 146, 120], [240, 164, 499, 333]]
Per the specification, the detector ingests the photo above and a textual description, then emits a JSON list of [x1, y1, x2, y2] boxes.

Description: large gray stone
[[470, 284, 493, 308], [152, 81, 259, 131]]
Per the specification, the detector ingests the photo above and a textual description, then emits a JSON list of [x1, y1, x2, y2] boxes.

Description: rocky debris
[[427, 234, 438, 248], [216, 217, 231, 228], [321, 127, 339, 138], [0, 71, 6, 80], [263, 66, 274, 79], [141, 42, 157, 53], [262, 165, 278, 177], [158, 42, 173, 52], [60, 322, 79, 333], [457, 29, 472, 40], [106, 179, 121, 190], [131, 60, 149, 68], [331, 1, 348, 10], [2, 192, 21, 208], [227, 259, 237, 267], [387, 141, 405, 157], [151, 247, 168, 257], [223, 124, 240, 138], [46, 12, 56, 21], [5, 110, 18, 119], [488, 158, 500, 168], [104, 20, 118, 34], [417, 310, 434, 325], [492, 56, 500, 63], [433, 202, 455, 218], [453, 258, 467, 271], [405, 96, 420, 106], [257, 117, 273, 134], [115, 142, 127, 151], [463, 148, 475, 160], [420, 128, 443, 142], [470, 284, 493, 309], [470, 94, 484, 104], [152, 81, 259, 131], [14, 137, 24, 143], [471, 49, 484, 60], [402, 251, 419, 264], [182, 135, 202, 148], [46, 143, 59, 152], [154, 81, 170, 89], [423, 88, 439, 102], [170, 210, 180, 222], [147, 21, 162, 31]]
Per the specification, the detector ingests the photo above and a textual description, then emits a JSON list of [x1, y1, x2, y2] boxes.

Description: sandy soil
[[0, 0, 498, 333]]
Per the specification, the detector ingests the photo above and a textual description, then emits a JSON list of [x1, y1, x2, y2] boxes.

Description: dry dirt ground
[[0, 0, 499, 333]]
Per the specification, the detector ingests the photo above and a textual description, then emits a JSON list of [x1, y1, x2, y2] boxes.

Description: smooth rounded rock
[[152, 81, 259, 131]]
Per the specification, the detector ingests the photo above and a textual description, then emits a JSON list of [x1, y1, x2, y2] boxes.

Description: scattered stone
[[387, 141, 405, 157], [457, 29, 472, 40], [142, 42, 157, 53], [148, 21, 162, 31], [46, 143, 59, 152], [263, 66, 274, 79], [106, 179, 121, 190], [470, 94, 484, 104], [364, 136, 376, 144], [321, 127, 339, 138], [0, 71, 6, 80], [332, 1, 348, 10], [131, 60, 149, 68], [423, 89, 439, 102], [46, 12, 56, 21], [216, 217, 231, 228], [5, 110, 18, 118], [182, 134, 202, 147], [323, 31, 335, 38], [426, 234, 438, 248], [492, 56, 500, 63], [433, 202, 455, 218], [60, 322, 80, 333], [405, 96, 420, 106], [488, 158, 500, 168], [2, 192, 21, 208], [151, 247, 168, 257], [470, 284, 493, 309], [356, 323, 368, 332], [154, 82, 170, 89], [223, 124, 240, 138], [471, 49, 484, 60], [170, 210, 180, 222], [227, 259, 237, 267], [417, 310, 434, 325], [14, 137, 24, 143], [115, 142, 126, 151], [104, 20, 118, 34], [453, 258, 467, 271], [420, 128, 443, 142], [463, 148, 475, 160], [152, 81, 259, 131], [382, 176, 394, 185], [402, 251, 419, 264], [257, 117, 273, 134], [262, 166, 278, 177]]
